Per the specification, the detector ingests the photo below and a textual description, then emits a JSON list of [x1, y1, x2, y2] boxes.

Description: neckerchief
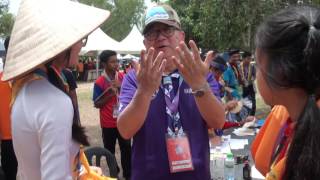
[[231, 64, 240, 81], [161, 72, 184, 136], [240, 62, 253, 83], [50, 66, 70, 93]]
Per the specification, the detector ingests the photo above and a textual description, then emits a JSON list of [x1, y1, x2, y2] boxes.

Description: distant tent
[[81, 28, 121, 54], [117, 25, 145, 54], [122, 54, 138, 60]]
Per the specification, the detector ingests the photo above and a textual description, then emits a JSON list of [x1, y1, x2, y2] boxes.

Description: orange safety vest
[[0, 72, 12, 140]]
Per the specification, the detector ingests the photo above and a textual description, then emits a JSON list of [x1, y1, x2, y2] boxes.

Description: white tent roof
[[81, 28, 121, 53], [117, 25, 145, 54]]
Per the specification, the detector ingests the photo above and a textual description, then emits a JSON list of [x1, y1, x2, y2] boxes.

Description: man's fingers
[[179, 41, 195, 65], [140, 50, 146, 68], [152, 51, 164, 70], [146, 47, 155, 69], [158, 59, 167, 75], [131, 60, 140, 73], [172, 56, 186, 74], [188, 40, 201, 63], [204, 50, 215, 67], [175, 46, 191, 72]]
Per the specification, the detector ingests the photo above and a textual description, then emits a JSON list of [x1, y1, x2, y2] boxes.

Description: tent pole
[[96, 51, 99, 79]]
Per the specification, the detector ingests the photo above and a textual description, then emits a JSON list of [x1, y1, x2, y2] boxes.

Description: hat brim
[[142, 20, 181, 34]]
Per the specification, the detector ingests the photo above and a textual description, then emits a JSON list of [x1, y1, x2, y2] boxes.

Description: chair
[[84, 146, 118, 178]]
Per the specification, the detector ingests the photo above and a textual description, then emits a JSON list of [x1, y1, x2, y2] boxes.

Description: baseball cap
[[210, 55, 227, 72], [142, 4, 181, 34]]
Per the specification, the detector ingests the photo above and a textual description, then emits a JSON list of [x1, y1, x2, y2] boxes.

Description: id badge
[[166, 133, 194, 173], [112, 103, 119, 118]]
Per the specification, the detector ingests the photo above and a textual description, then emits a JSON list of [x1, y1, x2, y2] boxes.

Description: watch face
[[194, 90, 205, 97]]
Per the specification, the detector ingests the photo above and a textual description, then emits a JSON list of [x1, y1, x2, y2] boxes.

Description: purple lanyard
[[161, 74, 184, 135], [164, 84, 181, 114]]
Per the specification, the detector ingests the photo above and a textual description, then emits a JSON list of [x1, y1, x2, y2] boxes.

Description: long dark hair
[[46, 49, 89, 146], [255, 6, 320, 180]]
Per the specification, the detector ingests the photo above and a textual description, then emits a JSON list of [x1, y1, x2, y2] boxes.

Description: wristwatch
[[191, 83, 210, 97]]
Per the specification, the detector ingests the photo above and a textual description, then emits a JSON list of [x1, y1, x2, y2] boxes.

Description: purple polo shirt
[[119, 70, 220, 180]]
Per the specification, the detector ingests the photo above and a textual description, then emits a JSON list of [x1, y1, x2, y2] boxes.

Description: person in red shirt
[[93, 50, 131, 180]]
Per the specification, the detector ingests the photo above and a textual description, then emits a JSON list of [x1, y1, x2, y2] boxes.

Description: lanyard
[[161, 74, 184, 136]]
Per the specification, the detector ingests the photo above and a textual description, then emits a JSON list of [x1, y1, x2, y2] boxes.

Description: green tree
[[79, 0, 145, 41], [167, 0, 320, 51], [0, 0, 9, 14], [0, 0, 14, 38]]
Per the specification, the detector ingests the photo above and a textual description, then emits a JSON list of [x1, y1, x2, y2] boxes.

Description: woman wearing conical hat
[[1, 0, 109, 179]]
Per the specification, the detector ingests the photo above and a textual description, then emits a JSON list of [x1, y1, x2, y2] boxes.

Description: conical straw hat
[[2, 0, 110, 81]]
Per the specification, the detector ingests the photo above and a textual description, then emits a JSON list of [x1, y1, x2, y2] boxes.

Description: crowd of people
[[0, 0, 320, 180]]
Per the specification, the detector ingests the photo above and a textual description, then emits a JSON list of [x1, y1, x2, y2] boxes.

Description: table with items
[[209, 120, 266, 180]]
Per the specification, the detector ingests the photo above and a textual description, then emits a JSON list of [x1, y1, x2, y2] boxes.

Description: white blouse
[[11, 79, 79, 180]]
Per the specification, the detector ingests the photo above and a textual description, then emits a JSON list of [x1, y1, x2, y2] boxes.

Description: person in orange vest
[[0, 36, 18, 180], [251, 6, 320, 180]]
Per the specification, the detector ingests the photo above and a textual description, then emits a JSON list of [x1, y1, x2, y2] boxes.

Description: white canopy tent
[[117, 25, 145, 54], [80, 28, 123, 79], [81, 28, 121, 53]]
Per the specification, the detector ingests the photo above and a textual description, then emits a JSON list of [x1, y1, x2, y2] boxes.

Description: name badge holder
[[112, 103, 119, 118], [162, 75, 194, 173]]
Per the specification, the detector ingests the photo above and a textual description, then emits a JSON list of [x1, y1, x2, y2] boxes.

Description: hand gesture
[[111, 80, 121, 89], [225, 100, 238, 111], [172, 40, 215, 90], [132, 48, 167, 97]]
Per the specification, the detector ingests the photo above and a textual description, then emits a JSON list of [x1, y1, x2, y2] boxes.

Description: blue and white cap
[[142, 4, 181, 34]]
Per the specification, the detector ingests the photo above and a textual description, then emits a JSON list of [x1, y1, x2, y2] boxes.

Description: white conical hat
[[2, 0, 110, 81]]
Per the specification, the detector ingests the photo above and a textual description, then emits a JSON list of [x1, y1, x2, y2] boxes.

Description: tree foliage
[[0, 0, 8, 14], [79, 0, 145, 41], [0, 0, 14, 38], [168, 0, 320, 51]]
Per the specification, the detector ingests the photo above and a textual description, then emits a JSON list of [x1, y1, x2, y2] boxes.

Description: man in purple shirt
[[117, 3, 225, 180]]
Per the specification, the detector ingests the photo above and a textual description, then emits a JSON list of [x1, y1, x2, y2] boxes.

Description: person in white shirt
[[1, 0, 110, 179]]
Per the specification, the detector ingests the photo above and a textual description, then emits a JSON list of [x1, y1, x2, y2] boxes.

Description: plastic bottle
[[243, 160, 251, 180], [211, 146, 225, 180], [224, 153, 235, 180]]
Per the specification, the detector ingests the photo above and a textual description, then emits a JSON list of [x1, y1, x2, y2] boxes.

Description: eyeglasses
[[144, 26, 178, 41], [81, 37, 88, 47]]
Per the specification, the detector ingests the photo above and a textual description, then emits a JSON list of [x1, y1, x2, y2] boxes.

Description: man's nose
[[155, 31, 166, 41]]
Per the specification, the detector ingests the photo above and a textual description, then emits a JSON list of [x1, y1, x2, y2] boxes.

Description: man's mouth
[[157, 45, 167, 49]]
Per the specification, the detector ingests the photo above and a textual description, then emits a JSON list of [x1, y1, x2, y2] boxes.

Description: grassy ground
[[77, 81, 271, 179]]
